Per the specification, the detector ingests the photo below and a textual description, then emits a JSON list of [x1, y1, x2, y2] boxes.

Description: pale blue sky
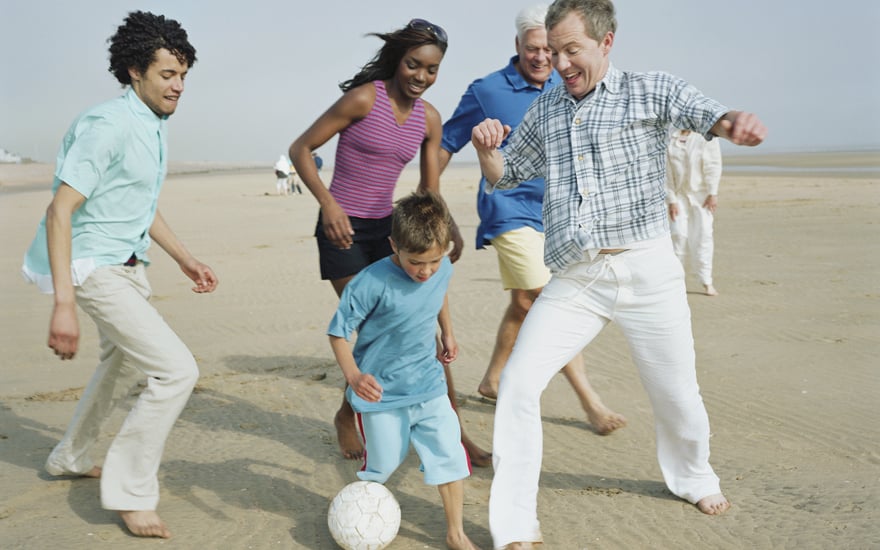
[[1, 0, 878, 164]]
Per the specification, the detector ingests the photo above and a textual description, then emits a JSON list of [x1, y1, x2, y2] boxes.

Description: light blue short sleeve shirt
[[328, 256, 452, 413], [22, 88, 168, 292]]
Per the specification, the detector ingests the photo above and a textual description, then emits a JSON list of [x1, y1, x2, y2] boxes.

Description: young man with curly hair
[[21, 11, 216, 538]]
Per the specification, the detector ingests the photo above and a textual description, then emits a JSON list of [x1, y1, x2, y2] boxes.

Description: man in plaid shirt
[[470, 0, 767, 548]]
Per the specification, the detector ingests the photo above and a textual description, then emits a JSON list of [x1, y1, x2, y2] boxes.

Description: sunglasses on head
[[407, 18, 448, 44]]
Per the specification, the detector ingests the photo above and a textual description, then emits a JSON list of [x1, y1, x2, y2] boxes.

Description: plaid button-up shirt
[[490, 64, 728, 272]]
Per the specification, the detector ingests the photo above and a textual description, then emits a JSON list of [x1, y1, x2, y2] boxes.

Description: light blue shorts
[[356, 394, 471, 486]]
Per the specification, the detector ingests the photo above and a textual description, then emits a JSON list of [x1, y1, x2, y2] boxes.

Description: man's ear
[[128, 66, 141, 83]]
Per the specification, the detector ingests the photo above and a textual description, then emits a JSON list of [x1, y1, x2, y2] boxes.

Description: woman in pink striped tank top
[[289, 20, 491, 473]]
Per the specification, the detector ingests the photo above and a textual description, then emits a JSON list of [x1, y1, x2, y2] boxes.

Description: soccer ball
[[328, 481, 401, 550]]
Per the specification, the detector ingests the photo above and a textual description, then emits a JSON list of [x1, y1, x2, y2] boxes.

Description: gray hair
[[515, 4, 549, 41]]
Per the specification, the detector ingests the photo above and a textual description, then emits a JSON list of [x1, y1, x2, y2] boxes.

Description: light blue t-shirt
[[328, 256, 452, 413], [21, 88, 168, 293]]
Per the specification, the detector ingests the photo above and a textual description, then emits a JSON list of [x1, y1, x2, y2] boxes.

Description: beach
[[1, 157, 878, 549]]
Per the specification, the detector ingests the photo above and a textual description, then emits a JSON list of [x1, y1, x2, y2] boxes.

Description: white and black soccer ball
[[327, 481, 401, 550]]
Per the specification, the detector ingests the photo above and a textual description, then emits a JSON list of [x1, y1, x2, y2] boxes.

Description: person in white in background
[[274, 154, 292, 195], [666, 129, 723, 296]]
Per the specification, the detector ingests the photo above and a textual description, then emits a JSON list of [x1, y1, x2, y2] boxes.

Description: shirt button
[[577, 155, 584, 161], [575, 118, 581, 124]]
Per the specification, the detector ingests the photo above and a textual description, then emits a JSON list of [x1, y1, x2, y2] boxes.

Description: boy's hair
[[107, 11, 197, 86], [391, 192, 451, 254], [546, 0, 617, 42]]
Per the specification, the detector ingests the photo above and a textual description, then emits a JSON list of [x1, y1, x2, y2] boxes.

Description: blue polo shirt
[[22, 88, 168, 293], [441, 56, 560, 248]]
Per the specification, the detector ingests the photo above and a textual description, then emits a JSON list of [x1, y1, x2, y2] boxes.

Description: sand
[[0, 157, 878, 549]]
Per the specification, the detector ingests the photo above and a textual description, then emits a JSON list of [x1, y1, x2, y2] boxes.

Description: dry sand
[[0, 157, 878, 549]]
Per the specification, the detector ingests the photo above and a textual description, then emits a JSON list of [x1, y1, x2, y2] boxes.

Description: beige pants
[[45, 263, 198, 511]]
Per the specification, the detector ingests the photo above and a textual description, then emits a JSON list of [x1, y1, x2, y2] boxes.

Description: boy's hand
[[437, 334, 458, 366], [349, 373, 383, 402]]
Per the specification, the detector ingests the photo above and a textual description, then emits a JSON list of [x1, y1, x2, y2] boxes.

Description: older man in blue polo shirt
[[21, 11, 217, 539], [439, 4, 625, 436]]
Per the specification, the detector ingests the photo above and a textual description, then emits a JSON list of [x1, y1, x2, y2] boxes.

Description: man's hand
[[180, 259, 219, 293], [48, 302, 79, 360]]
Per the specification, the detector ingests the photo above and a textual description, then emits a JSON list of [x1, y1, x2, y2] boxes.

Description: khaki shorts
[[491, 226, 551, 290]]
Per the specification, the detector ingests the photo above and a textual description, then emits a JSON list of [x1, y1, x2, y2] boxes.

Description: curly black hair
[[107, 11, 197, 86], [339, 23, 448, 92]]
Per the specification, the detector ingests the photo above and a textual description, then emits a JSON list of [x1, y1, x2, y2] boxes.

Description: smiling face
[[390, 240, 447, 283], [548, 11, 613, 100], [515, 27, 553, 88], [393, 44, 444, 99], [128, 48, 189, 117]]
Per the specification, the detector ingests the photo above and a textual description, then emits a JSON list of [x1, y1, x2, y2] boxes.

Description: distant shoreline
[[2, 150, 879, 185]]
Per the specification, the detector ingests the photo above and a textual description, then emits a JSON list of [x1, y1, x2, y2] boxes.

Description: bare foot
[[462, 434, 492, 468], [585, 404, 627, 435], [447, 531, 480, 549], [119, 510, 171, 538], [46, 464, 102, 478], [703, 284, 718, 296], [696, 493, 730, 515], [476, 380, 498, 401], [334, 408, 364, 460]]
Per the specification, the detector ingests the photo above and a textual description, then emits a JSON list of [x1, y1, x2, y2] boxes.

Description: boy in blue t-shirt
[[328, 192, 477, 550]]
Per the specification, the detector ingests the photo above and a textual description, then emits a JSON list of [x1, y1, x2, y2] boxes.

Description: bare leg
[[330, 274, 365, 460], [477, 289, 537, 399], [479, 289, 623, 435], [437, 480, 479, 550], [334, 397, 364, 460], [445, 364, 491, 467], [118, 510, 171, 538], [560, 354, 626, 435], [697, 493, 730, 515]]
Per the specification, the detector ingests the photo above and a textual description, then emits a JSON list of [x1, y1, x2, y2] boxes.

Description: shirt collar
[[124, 87, 168, 132], [552, 62, 622, 105], [504, 55, 560, 92]]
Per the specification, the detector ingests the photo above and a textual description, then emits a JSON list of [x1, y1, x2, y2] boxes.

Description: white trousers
[[45, 264, 198, 511], [670, 198, 715, 285], [488, 239, 720, 548]]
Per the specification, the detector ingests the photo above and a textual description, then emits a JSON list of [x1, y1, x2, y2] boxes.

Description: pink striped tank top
[[329, 80, 427, 218]]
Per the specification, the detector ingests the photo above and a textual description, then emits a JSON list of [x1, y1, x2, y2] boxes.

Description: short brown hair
[[390, 192, 451, 254], [546, 0, 617, 42]]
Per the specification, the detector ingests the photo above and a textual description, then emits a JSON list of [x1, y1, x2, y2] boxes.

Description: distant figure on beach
[[312, 150, 323, 172], [666, 129, 723, 296], [439, 3, 626, 436], [288, 19, 489, 467], [469, 0, 767, 547], [20, 11, 217, 539], [328, 192, 478, 550], [274, 154, 292, 195]]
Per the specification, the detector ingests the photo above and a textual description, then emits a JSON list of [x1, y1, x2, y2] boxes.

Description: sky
[[1, 0, 878, 165]]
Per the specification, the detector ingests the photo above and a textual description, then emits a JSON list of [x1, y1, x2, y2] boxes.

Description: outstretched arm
[[149, 210, 218, 294], [711, 111, 767, 146]]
